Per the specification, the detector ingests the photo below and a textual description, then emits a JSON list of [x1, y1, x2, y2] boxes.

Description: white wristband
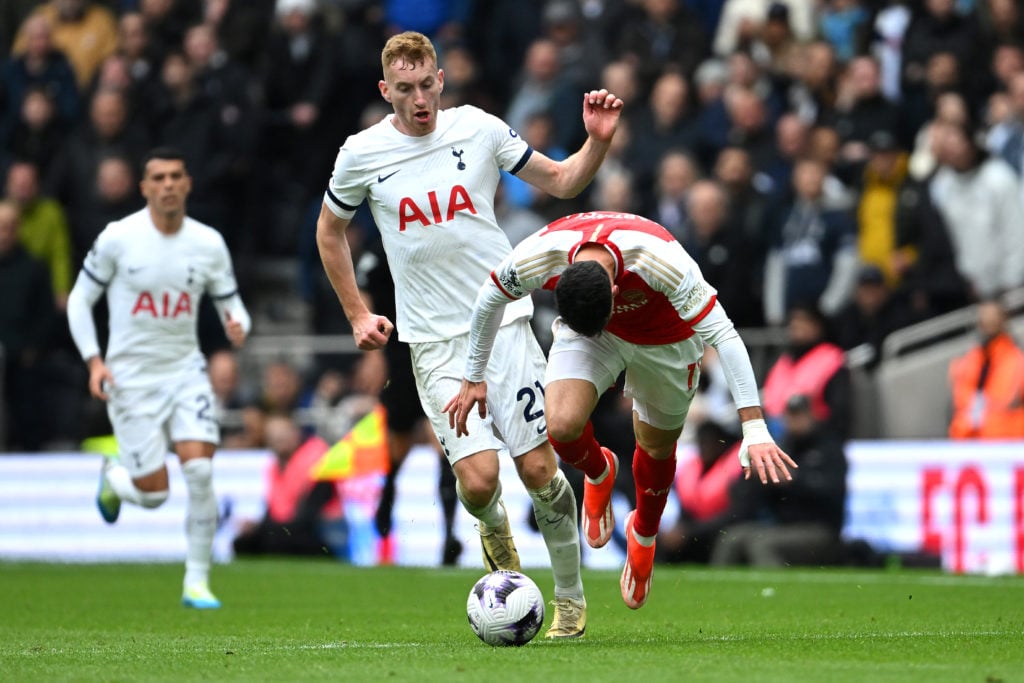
[[739, 418, 773, 468], [741, 418, 772, 444]]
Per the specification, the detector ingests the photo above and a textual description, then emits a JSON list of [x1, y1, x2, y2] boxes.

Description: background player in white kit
[[445, 211, 798, 610], [316, 31, 622, 639], [67, 147, 251, 609]]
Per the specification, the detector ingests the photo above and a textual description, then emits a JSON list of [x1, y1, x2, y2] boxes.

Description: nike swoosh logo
[[377, 170, 400, 183], [127, 266, 144, 274], [536, 423, 547, 434]]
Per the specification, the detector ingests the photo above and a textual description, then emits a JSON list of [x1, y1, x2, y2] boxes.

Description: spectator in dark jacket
[[1, 13, 80, 139], [614, 0, 708, 92], [900, 0, 978, 115], [832, 264, 914, 371], [763, 157, 859, 325], [0, 200, 58, 451], [45, 87, 150, 239], [686, 179, 763, 328], [710, 393, 849, 567]]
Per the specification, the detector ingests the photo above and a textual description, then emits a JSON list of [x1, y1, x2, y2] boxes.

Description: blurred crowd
[[2, 0, 1024, 484]]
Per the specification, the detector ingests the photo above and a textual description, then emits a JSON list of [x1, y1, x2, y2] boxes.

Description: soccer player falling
[[446, 211, 797, 609]]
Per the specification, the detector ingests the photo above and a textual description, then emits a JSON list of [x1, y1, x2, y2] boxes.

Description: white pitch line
[[691, 629, 1015, 643], [673, 570, 1024, 588]]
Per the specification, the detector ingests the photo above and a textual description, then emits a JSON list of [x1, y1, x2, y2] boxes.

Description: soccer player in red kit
[[447, 211, 797, 609]]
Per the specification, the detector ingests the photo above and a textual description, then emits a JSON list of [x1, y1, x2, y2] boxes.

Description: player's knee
[[544, 414, 587, 444], [456, 474, 498, 506], [139, 489, 170, 508], [181, 457, 214, 492], [517, 451, 557, 490]]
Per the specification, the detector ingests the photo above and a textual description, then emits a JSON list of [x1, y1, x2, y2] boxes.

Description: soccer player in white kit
[[316, 31, 622, 639], [445, 211, 798, 610], [66, 147, 251, 609]]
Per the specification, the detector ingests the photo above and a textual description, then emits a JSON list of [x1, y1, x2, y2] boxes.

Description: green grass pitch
[[1, 560, 1021, 682]]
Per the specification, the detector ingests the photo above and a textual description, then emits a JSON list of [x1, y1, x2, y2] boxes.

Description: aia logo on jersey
[[398, 185, 477, 231], [132, 291, 193, 318], [614, 289, 647, 314]]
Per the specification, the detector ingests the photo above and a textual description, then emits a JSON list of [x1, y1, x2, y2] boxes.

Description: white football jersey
[[325, 105, 535, 343], [74, 209, 240, 387]]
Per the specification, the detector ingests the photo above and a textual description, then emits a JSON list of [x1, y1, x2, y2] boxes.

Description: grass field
[[1, 560, 1021, 683]]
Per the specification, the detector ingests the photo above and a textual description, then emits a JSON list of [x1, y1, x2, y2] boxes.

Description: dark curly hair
[[554, 260, 613, 337]]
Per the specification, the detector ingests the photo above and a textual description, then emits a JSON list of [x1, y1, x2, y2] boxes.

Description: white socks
[[456, 479, 506, 529], [105, 460, 169, 508], [528, 469, 584, 600], [181, 458, 216, 588]]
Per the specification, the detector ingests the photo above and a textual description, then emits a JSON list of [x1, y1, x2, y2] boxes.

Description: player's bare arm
[[443, 379, 488, 437], [224, 311, 246, 349], [515, 89, 623, 198], [86, 355, 114, 401], [315, 203, 394, 350], [444, 276, 515, 435], [737, 405, 799, 484]]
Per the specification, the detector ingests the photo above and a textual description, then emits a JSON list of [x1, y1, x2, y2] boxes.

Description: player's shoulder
[[341, 116, 396, 152], [97, 208, 147, 242], [182, 216, 228, 246], [444, 104, 508, 132]]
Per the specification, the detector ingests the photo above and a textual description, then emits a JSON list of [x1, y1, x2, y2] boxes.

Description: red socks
[[632, 445, 676, 538], [548, 421, 607, 480]]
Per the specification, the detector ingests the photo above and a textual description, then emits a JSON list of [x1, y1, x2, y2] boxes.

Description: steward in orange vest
[[949, 301, 1024, 438]]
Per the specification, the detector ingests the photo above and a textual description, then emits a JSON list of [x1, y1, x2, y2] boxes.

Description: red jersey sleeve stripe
[[490, 271, 520, 300], [688, 294, 717, 325]]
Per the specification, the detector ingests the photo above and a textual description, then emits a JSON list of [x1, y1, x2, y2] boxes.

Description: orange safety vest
[[948, 333, 1024, 439], [265, 435, 340, 523], [673, 443, 742, 521], [762, 343, 846, 421]]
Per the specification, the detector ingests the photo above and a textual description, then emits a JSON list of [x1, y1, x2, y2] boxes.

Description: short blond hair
[[381, 31, 437, 74]]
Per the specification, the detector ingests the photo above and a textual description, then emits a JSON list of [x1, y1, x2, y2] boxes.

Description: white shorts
[[410, 319, 549, 464], [545, 318, 704, 430], [106, 368, 219, 477]]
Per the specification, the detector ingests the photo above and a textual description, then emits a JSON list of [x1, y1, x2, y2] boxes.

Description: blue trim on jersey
[[209, 289, 237, 301], [509, 147, 534, 175], [82, 266, 108, 287], [326, 188, 358, 212]]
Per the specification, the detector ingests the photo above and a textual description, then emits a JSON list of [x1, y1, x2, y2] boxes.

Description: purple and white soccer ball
[[466, 570, 546, 646]]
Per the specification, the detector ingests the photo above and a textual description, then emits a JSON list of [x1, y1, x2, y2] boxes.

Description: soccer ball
[[466, 570, 546, 646]]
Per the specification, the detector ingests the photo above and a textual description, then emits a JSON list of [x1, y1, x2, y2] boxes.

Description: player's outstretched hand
[[224, 311, 246, 348], [443, 379, 488, 437], [87, 356, 114, 401], [582, 89, 624, 143], [353, 313, 394, 350], [741, 442, 799, 485]]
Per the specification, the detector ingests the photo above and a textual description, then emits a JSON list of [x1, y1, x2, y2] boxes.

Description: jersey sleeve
[[206, 231, 240, 299], [490, 254, 530, 300], [67, 226, 118, 362], [692, 302, 760, 410], [81, 225, 119, 286], [324, 145, 366, 219], [489, 229, 562, 299], [478, 108, 533, 175], [672, 271, 718, 323]]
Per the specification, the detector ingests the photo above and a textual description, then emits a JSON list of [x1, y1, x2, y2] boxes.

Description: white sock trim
[[457, 480, 505, 528]]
